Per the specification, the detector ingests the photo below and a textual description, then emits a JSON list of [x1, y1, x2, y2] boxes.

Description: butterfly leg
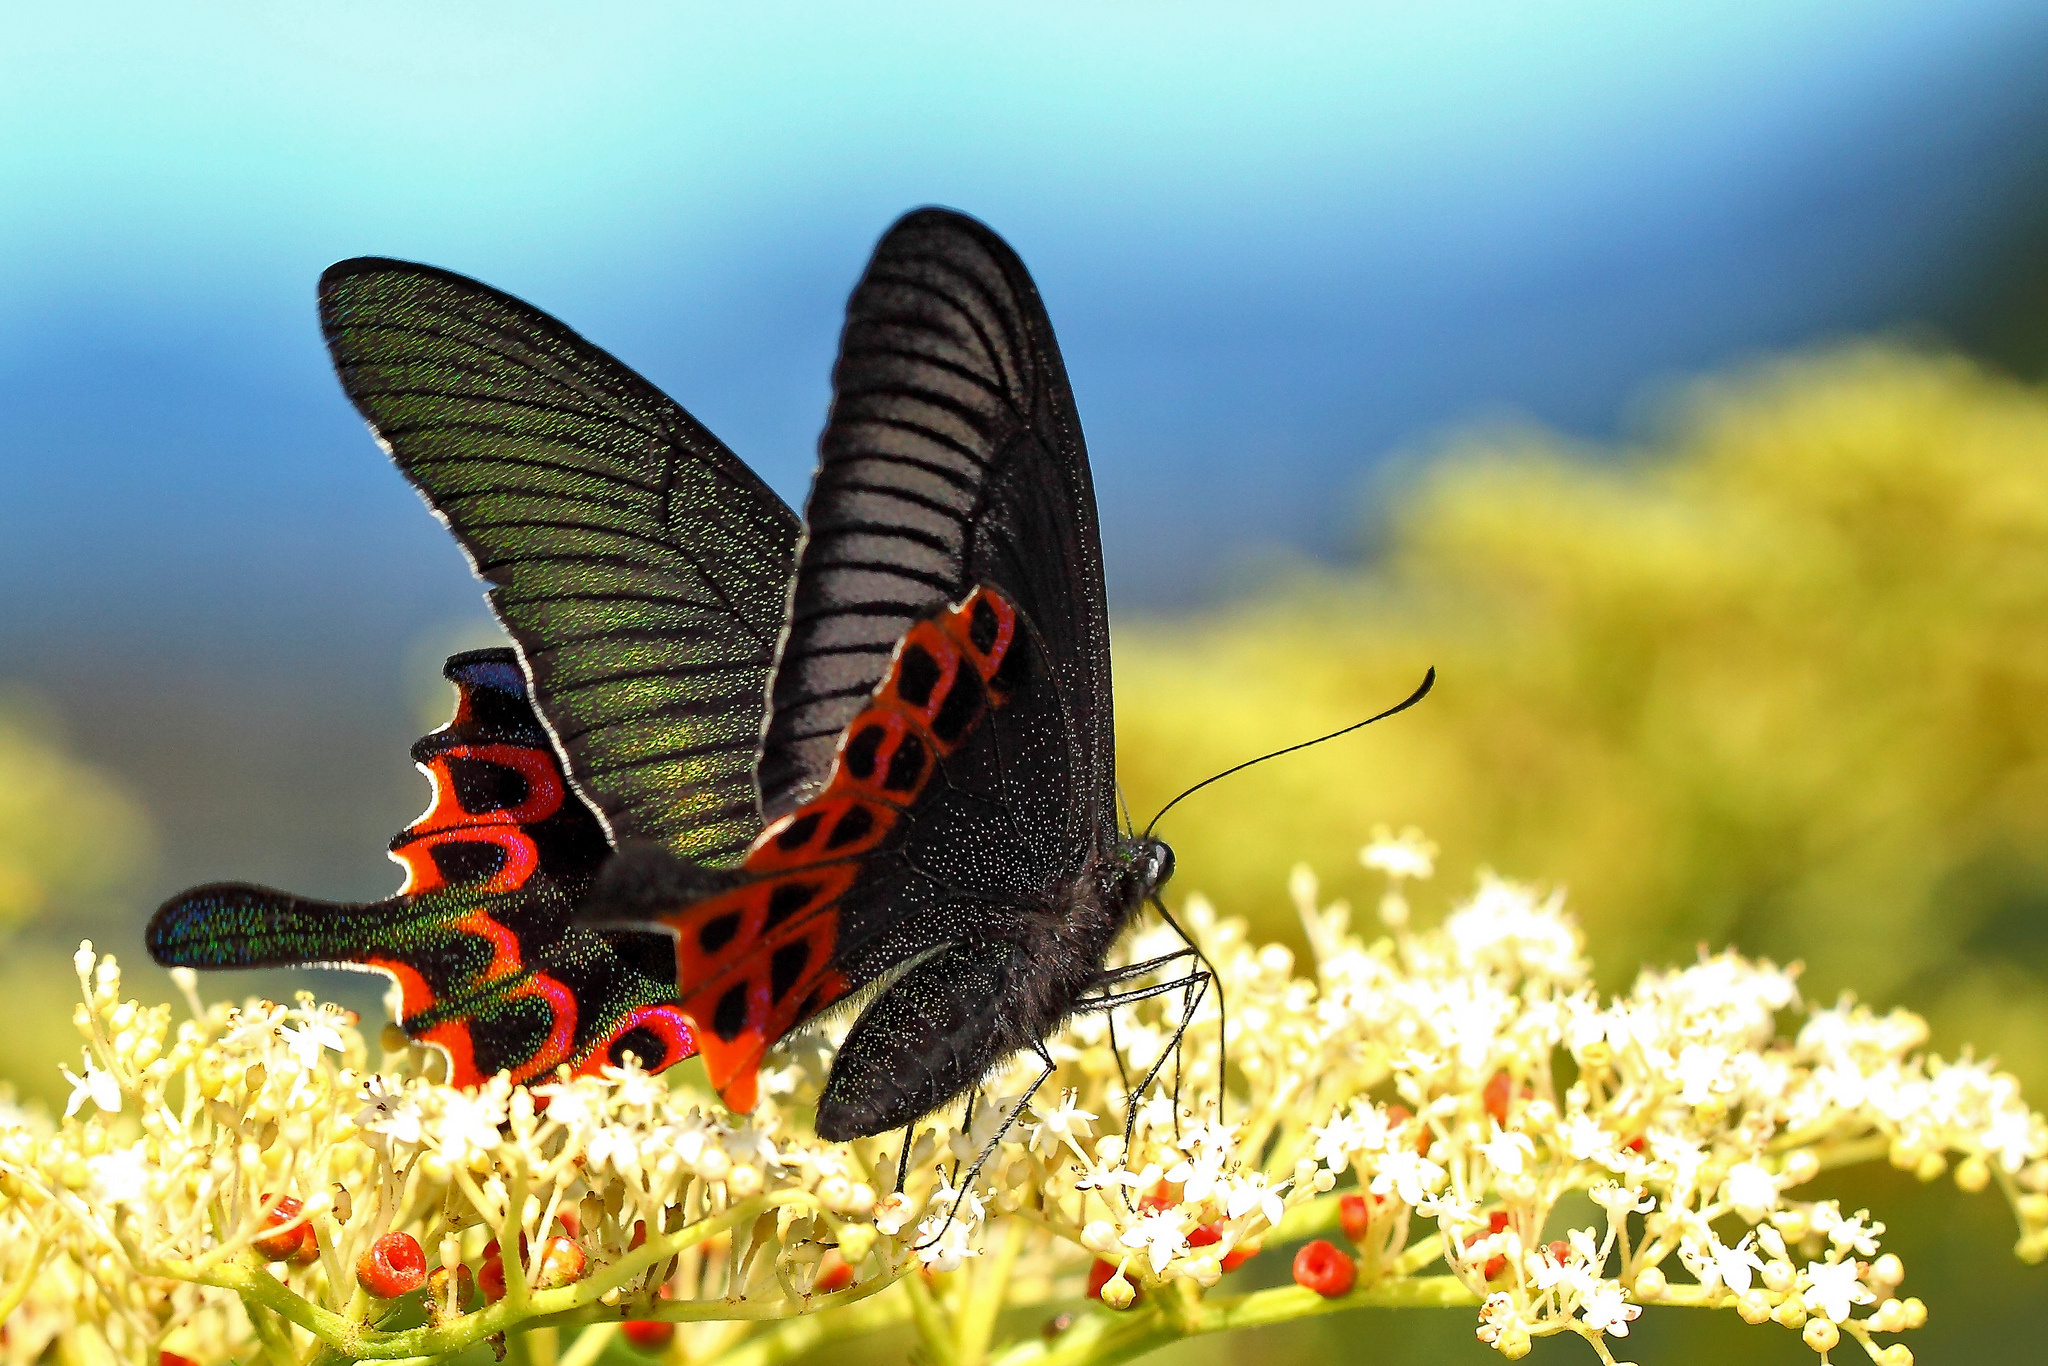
[[1090, 948, 1197, 1107], [952, 1088, 980, 1185], [1075, 969, 1213, 1152], [914, 1042, 1058, 1252], [1153, 895, 1229, 1126], [894, 1125, 914, 1195]]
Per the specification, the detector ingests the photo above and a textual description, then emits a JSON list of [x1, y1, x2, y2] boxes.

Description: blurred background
[[5, 1, 2048, 1358]]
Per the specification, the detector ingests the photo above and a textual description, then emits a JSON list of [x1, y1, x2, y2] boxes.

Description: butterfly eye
[[1145, 840, 1175, 893]]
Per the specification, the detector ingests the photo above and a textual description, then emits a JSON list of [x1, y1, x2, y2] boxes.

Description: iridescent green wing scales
[[319, 260, 802, 865]]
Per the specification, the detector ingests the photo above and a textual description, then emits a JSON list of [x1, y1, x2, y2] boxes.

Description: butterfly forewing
[[319, 260, 801, 865], [759, 211, 1116, 845]]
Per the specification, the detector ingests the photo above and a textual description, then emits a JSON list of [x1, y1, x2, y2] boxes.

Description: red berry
[[630, 1219, 649, 1250], [1138, 1179, 1180, 1213], [1220, 1241, 1261, 1273], [1484, 1071, 1514, 1126], [357, 1232, 428, 1298], [1291, 1240, 1356, 1298], [621, 1321, 674, 1353], [161, 1353, 200, 1366], [477, 1256, 507, 1303], [1338, 1193, 1372, 1245], [814, 1250, 854, 1293], [535, 1235, 588, 1288], [1186, 1222, 1223, 1248], [253, 1195, 310, 1261], [1548, 1240, 1571, 1264]]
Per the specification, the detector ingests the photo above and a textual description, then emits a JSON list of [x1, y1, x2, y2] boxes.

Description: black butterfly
[[151, 208, 1185, 1139]]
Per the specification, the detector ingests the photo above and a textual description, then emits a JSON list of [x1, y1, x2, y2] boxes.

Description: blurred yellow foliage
[[1117, 344, 2048, 1091], [0, 693, 151, 933]]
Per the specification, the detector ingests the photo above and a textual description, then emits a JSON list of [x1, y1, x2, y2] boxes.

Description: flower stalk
[[1, 828, 2040, 1366]]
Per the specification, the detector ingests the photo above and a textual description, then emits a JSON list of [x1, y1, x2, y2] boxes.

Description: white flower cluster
[[0, 835, 2040, 1366]]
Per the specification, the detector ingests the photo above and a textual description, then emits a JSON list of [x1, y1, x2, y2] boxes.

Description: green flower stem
[[955, 1220, 1028, 1364], [553, 1322, 617, 1366], [899, 1256, 955, 1365], [246, 1296, 302, 1366], [714, 1279, 920, 1366], [176, 1191, 821, 1361], [0, 1232, 49, 1324], [991, 1275, 1483, 1366]]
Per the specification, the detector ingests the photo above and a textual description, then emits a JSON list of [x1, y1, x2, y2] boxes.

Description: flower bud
[[1801, 1317, 1839, 1353], [1097, 1266, 1137, 1310], [837, 1222, 877, 1265]]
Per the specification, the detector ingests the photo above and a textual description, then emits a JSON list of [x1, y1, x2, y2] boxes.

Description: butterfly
[[149, 209, 1182, 1139]]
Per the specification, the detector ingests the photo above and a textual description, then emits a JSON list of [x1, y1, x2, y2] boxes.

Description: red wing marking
[[365, 957, 438, 1019], [662, 585, 1029, 1114], [577, 1003, 698, 1077], [502, 972, 579, 1083], [391, 742, 568, 895], [417, 1018, 484, 1088]]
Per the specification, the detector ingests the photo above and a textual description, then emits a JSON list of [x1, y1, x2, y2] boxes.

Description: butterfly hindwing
[[148, 650, 696, 1084], [661, 583, 1042, 1113], [319, 260, 802, 866]]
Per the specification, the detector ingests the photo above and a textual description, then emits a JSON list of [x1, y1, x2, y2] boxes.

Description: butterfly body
[[152, 208, 1177, 1137]]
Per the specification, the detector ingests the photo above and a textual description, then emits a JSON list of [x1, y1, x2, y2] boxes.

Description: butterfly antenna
[[1140, 667, 1435, 845]]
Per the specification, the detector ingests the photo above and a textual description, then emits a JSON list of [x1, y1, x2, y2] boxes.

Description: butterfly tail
[[148, 882, 424, 974]]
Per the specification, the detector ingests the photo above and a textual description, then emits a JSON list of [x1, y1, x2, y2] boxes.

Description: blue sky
[[5, 0, 2047, 665]]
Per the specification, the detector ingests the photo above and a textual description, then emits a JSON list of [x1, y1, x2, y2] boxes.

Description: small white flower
[[278, 1017, 346, 1069], [1984, 1107, 2039, 1173], [356, 1075, 421, 1147], [1722, 1162, 1779, 1222], [1559, 1112, 1622, 1166], [1362, 826, 1437, 880], [1579, 1282, 1641, 1336], [1680, 1231, 1763, 1294], [87, 1147, 148, 1206], [1589, 1182, 1655, 1217], [1028, 1089, 1097, 1158], [1828, 1211, 1884, 1258], [1801, 1259, 1875, 1323], [434, 1090, 506, 1160], [1224, 1172, 1289, 1228], [873, 1191, 919, 1237], [1481, 1126, 1534, 1176], [61, 1055, 121, 1118], [1120, 1209, 1190, 1275], [1370, 1150, 1446, 1207], [1164, 1147, 1227, 1204]]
